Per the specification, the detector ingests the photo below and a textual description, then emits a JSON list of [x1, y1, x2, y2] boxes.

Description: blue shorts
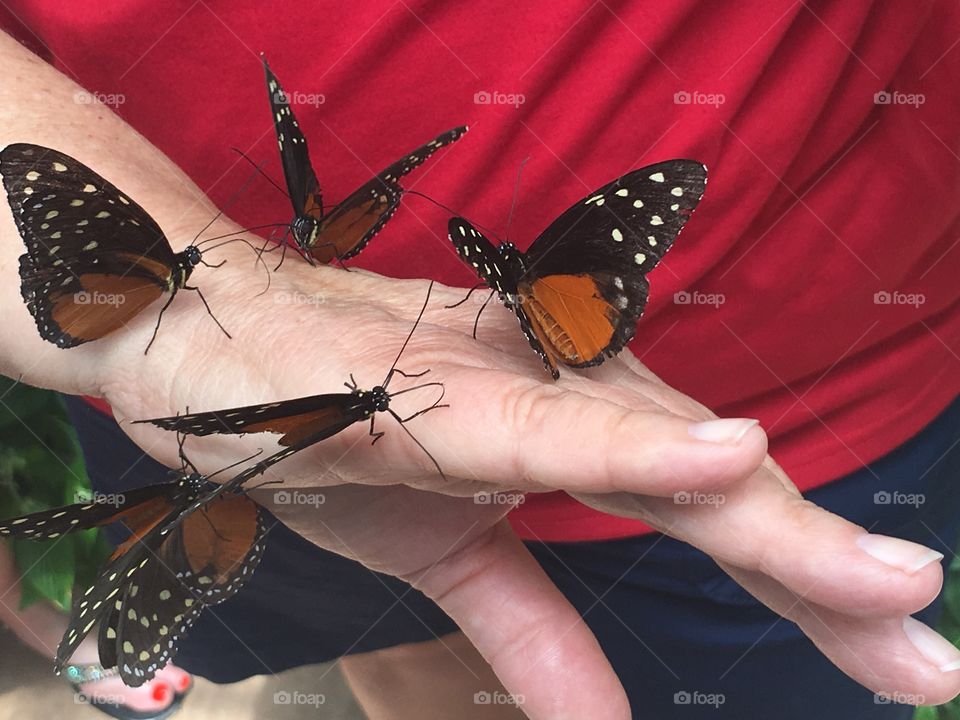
[[64, 395, 960, 719]]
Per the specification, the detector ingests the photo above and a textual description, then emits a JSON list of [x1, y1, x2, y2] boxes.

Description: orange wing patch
[[106, 496, 175, 562], [310, 195, 393, 263], [50, 273, 166, 342], [182, 494, 259, 581], [518, 275, 618, 367], [228, 405, 347, 446]]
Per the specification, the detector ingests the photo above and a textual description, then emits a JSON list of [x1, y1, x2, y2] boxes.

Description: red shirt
[[4, 1, 959, 542]]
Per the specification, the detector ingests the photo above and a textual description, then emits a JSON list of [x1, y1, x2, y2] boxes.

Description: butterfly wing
[[519, 160, 707, 372], [0, 483, 184, 539], [0, 143, 179, 347], [137, 392, 371, 446], [263, 57, 321, 222], [308, 126, 468, 263], [112, 493, 266, 685], [55, 499, 182, 673]]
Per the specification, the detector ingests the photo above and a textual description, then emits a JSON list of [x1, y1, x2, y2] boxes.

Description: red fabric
[[4, 1, 960, 542]]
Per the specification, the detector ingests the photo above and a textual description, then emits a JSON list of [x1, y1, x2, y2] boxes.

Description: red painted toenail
[[152, 684, 171, 703], [177, 675, 191, 691]]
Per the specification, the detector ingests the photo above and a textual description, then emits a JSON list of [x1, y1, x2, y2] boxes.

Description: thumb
[[408, 521, 630, 720]]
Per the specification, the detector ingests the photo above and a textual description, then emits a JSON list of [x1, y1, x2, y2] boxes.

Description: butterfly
[[0, 433, 320, 686], [0, 143, 244, 352], [448, 160, 707, 379], [262, 56, 467, 264], [137, 282, 446, 475]]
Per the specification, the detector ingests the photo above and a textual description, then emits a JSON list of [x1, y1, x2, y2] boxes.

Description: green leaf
[[13, 537, 75, 612]]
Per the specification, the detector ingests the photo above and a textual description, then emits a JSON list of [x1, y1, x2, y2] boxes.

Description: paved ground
[[0, 625, 366, 720]]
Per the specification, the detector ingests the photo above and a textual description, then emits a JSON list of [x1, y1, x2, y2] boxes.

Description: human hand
[[67, 242, 954, 717]]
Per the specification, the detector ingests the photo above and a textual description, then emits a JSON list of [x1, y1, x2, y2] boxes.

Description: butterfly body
[[449, 161, 707, 379], [262, 56, 466, 264]]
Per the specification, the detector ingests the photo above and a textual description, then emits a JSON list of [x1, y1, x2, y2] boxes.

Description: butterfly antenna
[[190, 153, 272, 247], [198, 236, 273, 294], [504, 156, 529, 242], [387, 408, 446, 480], [204, 448, 266, 482], [404, 189, 467, 218], [382, 281, 434, 389], [231, 147, 290, 200]]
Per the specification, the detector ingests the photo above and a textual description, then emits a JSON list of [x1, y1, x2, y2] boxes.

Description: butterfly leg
[[369, 415, 385, 445], [176, 430, 201, 476], [144, 291, 179, 354], [471, 291, 496, 340], [392, 368, 431, 379], [395, 383, 448, 422], [185, 286, 232, 341], [343, 373, 359, 391], [444, 282, 487, 309]]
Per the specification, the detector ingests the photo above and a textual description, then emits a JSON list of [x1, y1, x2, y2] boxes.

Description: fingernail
[[688, 418, 759, 444], [903, 617, 960, 672], [856, 534, 944, 574]]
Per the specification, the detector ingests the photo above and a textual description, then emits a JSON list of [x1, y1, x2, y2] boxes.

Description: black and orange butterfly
[[448, 160, 707, 379], [0, 144, 247, 351], [137, 283, 446, 476], [262, 57, 467, 264], [0, 433, 319, 686]]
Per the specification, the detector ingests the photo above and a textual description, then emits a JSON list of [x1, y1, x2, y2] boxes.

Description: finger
[[410, 521, 631, 720], [407, 364, 768, 496], [721, 563, 960, 706], [573, 471, 944, 617]]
